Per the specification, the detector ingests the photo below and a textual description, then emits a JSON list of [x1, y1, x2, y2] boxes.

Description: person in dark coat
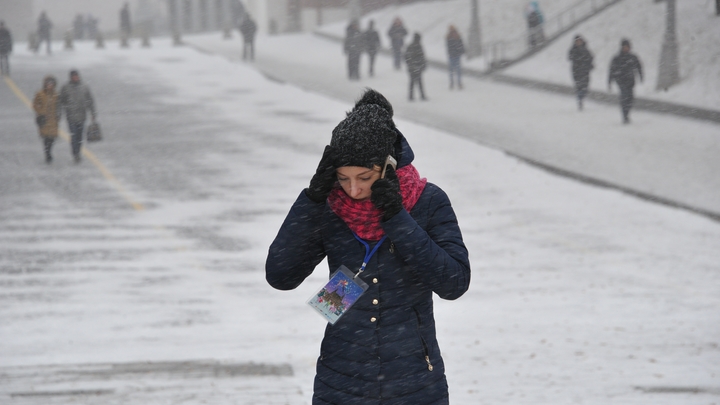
[[120, 2, 132, 38], [568, 34, 594, 110], [364, 20, 381, 77], [266, 88, 470, 405], [240, 15, 257, 61], [59, 70, 97, 163], [525, 1, 544, 48], [387, 17, 408, 70], [0, 21, 12, 76], [608, 38, 643, 124], [446, 25, 465, 90], [73, 14, 85, 40], [37, 11, 53, 55], [405, 32, 427, 101], [344, 19, 363, 80]]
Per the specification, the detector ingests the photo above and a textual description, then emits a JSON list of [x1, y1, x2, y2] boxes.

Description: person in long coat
[[446, 25, 465, 90], [37, 12, 53, 55], [608, 38, 643, 124], [344, 19, 364, 80], [240, 14, 257, 61], [568, 34, 594, 110], [387, 17, 408, 70], [0, 21, 12, 76], [32, 76, 61, 163], [405, 33, 427, 101], [266, 88, 471, 405], [364, 20, 381, 77]]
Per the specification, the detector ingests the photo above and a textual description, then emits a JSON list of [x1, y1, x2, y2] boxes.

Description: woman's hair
[[43, 75, 57, 88], [447, 25, 460, 40]]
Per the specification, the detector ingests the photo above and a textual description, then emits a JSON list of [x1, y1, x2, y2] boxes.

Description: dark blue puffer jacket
[[266, 135, 471, 405]]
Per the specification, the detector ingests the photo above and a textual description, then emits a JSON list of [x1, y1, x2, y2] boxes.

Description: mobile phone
[[381, 155, 397, 179]]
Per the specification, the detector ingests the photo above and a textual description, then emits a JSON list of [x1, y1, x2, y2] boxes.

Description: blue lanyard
[[352, 233, 387, 279]]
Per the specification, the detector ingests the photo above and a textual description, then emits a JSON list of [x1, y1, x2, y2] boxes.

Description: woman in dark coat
[[568, 34, 594, 110], [266, 89, 471, 405], [405, 33, 427, 101]]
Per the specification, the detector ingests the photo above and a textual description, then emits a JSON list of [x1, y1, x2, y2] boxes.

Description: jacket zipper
[[413, 307, 434, 372]]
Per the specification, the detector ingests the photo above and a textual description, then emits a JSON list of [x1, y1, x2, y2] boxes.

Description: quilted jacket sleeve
[[382, 185, 470, 300], [265, 190, 327, 290]]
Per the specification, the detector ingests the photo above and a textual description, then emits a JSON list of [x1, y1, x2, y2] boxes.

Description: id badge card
[[307, 265, 368, 324]]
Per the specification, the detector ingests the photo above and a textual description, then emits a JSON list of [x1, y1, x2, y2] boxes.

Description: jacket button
[[372, 299, 378, 305], [372, 278, 378, 284], [370, 317, 377, 323]]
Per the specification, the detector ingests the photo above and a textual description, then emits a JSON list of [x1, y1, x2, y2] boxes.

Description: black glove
[[371, 165, 403, 221], [306, 145, 337, 203]]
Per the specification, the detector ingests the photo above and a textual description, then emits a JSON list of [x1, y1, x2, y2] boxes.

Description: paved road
[[185, 33, 720, 221]]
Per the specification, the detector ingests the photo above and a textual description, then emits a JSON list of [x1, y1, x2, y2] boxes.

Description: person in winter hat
[[568, 34, 594, 110], [267, 88, 471, 405], [32, 76, 60, 163], [608, 38, 643, 123], [405, 32, 427, 100]]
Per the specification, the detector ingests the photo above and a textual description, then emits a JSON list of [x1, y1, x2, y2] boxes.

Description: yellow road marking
[[4, 75, 145, 211]]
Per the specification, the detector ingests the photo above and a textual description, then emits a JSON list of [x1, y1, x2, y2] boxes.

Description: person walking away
[[387, 17, 408, 70], [405, 32, 427, 101], [240, 15, 257, 61], [364, 20, 381, 77], [525, 1, 545, 48], [59, 70, 97, 163], [32, 76, 61, 163], [446, 25, 465, 90], [568, 34, 594, 110], [120, 2, 132, 40], [0, 21, 12, 76], [73, 14, 85, 40], [266, 88, 470, 405], [608, 38, 643, 124], [37, 12, 53, 55], [344, 19, 363, 80]]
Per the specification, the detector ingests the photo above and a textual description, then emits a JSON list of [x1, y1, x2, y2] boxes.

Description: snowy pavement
[[1, 38, 719, 405]]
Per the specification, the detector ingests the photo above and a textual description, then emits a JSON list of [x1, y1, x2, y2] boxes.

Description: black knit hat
[[331, 89, 398, 168], [621, 38, 631, 48]]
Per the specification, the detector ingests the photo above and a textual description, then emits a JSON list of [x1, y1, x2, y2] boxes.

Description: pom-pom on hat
[[331, 88, 398, 168]]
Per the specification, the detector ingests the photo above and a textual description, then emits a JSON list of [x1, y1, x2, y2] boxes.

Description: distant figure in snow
[[405, 32, 427, 101], [240, 14, 257, 61], [73, 14, 85, 40], [608, 39, 643, 124], [446, 25, 465, 90], [37, 11, 53, 55], [0, 21, 12, 76], [344, 19, 363, 80], [387, 17, 408, 70], [363, 20, 381, 77], [120, 2, 132, 39], [568, 34, 594, 110], [33, 76, 60, 163], [59, 70, 98, 163], [525, 1, 544, 48], [86, 14, 99, 40]]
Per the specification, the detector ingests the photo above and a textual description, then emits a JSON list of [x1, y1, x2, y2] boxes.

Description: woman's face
[[336, 165, 382, 201]]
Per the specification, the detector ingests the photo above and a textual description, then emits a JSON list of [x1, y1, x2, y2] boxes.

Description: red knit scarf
[[328, 164, 427, 241]]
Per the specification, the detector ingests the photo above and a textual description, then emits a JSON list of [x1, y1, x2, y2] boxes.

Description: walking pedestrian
[[405, 33, 427, 101], [59, 70, 97, 163], [73, 14, 85, 40], [364, 20, 381, 77], [240, 14, 257, 61], [120, 2, 132, 40], [0, 21, 12, 76], [568, 34, 594, 110], [525, 1, 545, 48], [608, 39, 643, 124], [37, 11, 53, 55], [344, 19, 363, 81], [266, 88, 471, 405], [387, 17, 408, 70], [32, 76, 61, 163], [446, 25, 465, 90]]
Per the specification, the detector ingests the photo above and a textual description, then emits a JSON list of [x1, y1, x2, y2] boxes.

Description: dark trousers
[[367, 52, 377, 76], [39, 34, 52, 54], [68, 121, 85, 158], [243, 41, 254, 60], [574, 75, 589, 101], [449, 56, 462, 88], [409, 72, 425, 100], [347, 53, 360, 80], [392, 48, 402, 70], [0, 54, 9, 75], [619, 85, 634, 120], [43, 137, 55, 160]]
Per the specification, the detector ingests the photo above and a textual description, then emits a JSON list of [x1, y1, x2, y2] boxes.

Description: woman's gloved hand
[[371, 165, 403, 221], [306, 145, 337, 203]]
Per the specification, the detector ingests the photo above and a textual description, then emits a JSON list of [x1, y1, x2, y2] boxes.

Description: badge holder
[[307, 265, 368, 324]]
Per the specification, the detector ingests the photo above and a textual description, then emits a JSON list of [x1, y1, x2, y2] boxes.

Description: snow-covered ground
[[316, 0, 720, 110], [1, 35, 719, 404]]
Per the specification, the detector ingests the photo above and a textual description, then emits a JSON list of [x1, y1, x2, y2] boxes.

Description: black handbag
[[86, 122, 102, 142], [35, 115, 46, 127]]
